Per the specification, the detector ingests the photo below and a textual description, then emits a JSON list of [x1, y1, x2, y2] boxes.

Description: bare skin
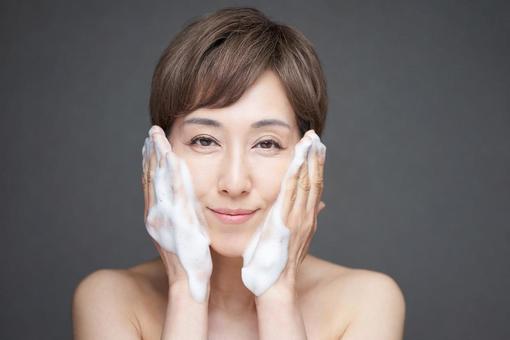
[[73, 254, 405, 339], [131, 254, 361, 339], [72, 70, 405, 339]]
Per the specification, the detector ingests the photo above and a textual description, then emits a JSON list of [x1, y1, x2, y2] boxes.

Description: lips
[[208, 207, 258, 224], [210, 208, 257, 215]]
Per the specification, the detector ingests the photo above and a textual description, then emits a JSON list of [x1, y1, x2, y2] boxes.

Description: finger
[[149, 124, 165, 136], [281, 134, 312, 220], [176, 156, 201, 226], [142, 137, 150, 221], [293, 147, 311, 216], [281, 166, 299, 219], [306, 143, 324, 212], [164, 150, 195, 225], [166, 152, 181, 204], [147, 138, 157, 211], [316, 143, 326, 203], [142, 174, 148, 222], [150, 127, 172, 168]]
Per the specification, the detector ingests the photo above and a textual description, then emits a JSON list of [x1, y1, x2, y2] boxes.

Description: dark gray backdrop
[[1, 1, 509, 339]]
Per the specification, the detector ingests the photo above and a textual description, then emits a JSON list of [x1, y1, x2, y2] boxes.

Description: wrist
[[169, 280, 210, 304], [162, 280, 209, 339], [255, 278, 297, 306]]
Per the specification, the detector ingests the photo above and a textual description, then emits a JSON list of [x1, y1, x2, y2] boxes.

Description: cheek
[[179, 155, 218, 198], [250, 156, 291, 203]]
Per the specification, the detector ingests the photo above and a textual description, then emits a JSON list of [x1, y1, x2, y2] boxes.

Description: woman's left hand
[[242, 130, 326, 296], [273, 130, 326, 288]]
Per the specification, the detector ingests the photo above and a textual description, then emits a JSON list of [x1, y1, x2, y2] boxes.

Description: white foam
[[241, 130, 326, 296], [142, 127, 212, 303]]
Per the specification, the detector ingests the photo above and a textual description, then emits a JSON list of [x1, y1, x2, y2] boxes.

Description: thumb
[[318, 201, 326, 213]]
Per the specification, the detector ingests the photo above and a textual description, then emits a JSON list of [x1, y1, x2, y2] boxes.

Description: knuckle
[[313, 180, 323, 190], [315, 171, 324, 180], [298, 178, 311, 191]]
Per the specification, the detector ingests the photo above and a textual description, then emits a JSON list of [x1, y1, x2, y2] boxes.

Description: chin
[[209, 233, 251, 258]]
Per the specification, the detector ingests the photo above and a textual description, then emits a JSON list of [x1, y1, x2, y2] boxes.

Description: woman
[[72, 7, 405, 339]]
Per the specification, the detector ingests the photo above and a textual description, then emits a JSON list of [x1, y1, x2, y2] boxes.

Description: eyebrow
[[182, 117, 291, 129]]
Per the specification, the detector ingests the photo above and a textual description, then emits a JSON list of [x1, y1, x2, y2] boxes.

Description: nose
[[217, 146, 252, 197]]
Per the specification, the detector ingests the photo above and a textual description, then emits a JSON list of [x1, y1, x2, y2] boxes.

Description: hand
[[142, 125, 212, 302], [242, 130, 326, 295]]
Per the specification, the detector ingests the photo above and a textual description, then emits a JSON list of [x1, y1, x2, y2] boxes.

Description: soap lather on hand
[[142, 125, 212, 303], [242, 129, 327, 296]]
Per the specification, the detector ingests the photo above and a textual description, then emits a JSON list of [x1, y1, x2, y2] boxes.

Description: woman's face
[[168, 70, 301, 257]]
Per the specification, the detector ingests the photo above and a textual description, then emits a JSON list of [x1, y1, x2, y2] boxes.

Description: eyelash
[[188, 136, 283, 150]]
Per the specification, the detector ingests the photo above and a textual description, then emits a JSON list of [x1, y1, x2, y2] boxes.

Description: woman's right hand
[[141, 126, 212, 301]]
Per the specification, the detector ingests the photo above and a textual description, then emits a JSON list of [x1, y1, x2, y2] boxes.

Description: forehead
[[181, 70, 297, 129]]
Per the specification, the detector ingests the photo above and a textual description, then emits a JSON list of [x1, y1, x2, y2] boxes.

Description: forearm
[[161, 282, 209, 340], [255, 283, 307, 340]]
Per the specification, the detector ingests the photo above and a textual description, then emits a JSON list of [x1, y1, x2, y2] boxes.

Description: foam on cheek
[[241, 130, 326, 296], [143, 135, 212, 303]]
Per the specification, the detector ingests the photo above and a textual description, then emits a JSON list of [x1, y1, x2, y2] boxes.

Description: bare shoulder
[[303, 255, 405, 306], [72, 259, 164, 340], [336, 268, 405, 313], [301, 255, 406, 339]]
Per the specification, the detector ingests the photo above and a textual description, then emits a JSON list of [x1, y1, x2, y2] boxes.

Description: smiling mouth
[[207, 208, 259, 224]]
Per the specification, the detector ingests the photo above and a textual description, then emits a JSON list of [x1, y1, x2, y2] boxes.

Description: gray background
[[1, 0, 509, 339]]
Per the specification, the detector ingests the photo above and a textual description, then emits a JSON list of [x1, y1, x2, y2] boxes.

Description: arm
[[144, 126, 212, 339], [161, 280, 210, 340], [255, 279, 307, 340], [74, 126, 212, 340], [248, 130, 326, 339]]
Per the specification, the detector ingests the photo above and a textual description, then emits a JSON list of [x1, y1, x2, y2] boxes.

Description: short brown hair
[[149, 7, 328, 137]]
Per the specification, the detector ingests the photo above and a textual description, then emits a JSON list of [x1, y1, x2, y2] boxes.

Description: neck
[[208, 248, 256, 317]]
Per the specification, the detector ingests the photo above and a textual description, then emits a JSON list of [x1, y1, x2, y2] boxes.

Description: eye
[[189, 136, 219, 147], [187, 136, 284, 151], [255, 139, 283, 150]]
